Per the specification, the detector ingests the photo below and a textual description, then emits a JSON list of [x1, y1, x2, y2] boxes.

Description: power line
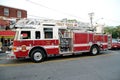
[[26, 0, 86, 21], [27, 0, 120, 26], [28, 14, 50, 19], [26, 0, 56, 12], [104, 18, 120, 24]]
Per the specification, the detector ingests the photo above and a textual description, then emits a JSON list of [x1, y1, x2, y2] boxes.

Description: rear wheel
[[90, 45, 99, 56], [31, 49, 45, 63]]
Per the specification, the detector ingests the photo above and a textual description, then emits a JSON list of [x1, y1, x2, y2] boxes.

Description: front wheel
[[90, 46, 99, 56], [31, 49, 45, 63]]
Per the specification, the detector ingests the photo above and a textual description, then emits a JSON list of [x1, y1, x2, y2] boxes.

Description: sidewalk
[[0, 51, 7, 60]]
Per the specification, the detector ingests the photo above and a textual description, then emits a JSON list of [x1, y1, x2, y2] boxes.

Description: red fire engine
[[7, 19, 112, 62]]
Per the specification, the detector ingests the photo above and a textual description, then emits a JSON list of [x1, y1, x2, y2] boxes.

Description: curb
[[0, 53, 7, 60]]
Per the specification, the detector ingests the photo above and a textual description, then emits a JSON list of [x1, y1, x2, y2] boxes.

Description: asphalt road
[[0, 50, 120, 80]]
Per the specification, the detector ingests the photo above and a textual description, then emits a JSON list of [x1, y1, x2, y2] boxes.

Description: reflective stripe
[[102, 43, 108, 45], [43, 45, 59, 49], [13, 42, 108, 52], [74, 42, 108, 47], [14, 45, 59, 52], [74, 44, 89, 47]]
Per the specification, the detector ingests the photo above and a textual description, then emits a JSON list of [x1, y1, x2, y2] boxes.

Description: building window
[[17, 10, 21, 18], [4, 8, 9, 16]]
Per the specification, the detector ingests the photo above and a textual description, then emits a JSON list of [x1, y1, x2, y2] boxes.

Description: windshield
[[20, 31, 31, 39]]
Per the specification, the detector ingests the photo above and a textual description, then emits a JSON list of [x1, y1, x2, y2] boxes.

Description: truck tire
[[90, 45, 99, 56], [31, 49, 45, 63]]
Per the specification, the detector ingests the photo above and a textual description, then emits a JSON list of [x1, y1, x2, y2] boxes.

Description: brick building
[[0, 5, 27, 52], [0, 5, 27, 18], [0, 5, 27, 29]]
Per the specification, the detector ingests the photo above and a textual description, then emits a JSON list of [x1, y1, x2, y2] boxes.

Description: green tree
[[104, 27, 113, 34], [116, 25, 120, 38], [104, 26, 120, 39]]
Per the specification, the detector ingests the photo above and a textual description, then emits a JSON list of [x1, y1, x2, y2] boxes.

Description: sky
[[0, 0, 120, 26]]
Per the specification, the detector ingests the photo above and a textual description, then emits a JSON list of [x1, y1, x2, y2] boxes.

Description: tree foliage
[[104, 25, 120, 39]]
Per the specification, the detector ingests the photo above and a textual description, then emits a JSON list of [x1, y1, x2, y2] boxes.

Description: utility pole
[[88, 12, 94, 31]]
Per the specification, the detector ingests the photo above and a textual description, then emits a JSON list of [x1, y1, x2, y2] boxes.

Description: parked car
[[111, 39, 120, 50], [117, 39, 120, 43]]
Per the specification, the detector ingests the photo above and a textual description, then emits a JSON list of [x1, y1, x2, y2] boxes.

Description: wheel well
[[29, 46, 47, 58], [90, 44, 99, 50]]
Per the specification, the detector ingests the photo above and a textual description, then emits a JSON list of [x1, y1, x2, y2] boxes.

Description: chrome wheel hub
[[34, 52, 42, 61], [92, 48, 97, 55]]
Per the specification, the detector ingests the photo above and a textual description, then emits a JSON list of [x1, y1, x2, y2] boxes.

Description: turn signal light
[[12, 47, 17, 52]]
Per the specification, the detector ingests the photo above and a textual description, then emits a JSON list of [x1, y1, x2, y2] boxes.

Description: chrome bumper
[[6, 51, 16, 59]]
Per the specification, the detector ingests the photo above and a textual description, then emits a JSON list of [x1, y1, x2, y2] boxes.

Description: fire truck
[[7, 19, 112, 62]]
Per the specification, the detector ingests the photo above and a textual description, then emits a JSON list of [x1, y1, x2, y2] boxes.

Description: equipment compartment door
[[73, 32, 89, 52]]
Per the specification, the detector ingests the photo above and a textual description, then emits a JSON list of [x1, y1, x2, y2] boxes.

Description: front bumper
[[6, 51, 16, 59]]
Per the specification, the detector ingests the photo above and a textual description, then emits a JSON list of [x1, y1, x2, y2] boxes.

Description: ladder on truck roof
[[15, 18, 92, 32], [66, 26, 93, 32]]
